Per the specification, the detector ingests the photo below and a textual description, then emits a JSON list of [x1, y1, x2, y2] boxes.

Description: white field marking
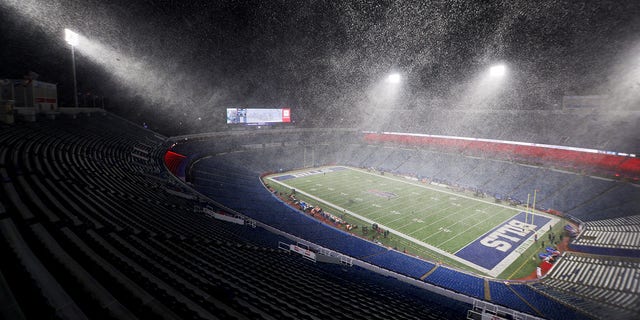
[[407, 198, 486, 235], [403, 199, 444, 215], [383, 213, 415, 225], [349, 166, 527, 213], [437, 210, 507, 248], [340, 192, 348, 196], [428, 203, 504, 242], [267, 166, 561, 276], [267, 176, 494, 275], [451, 213, 560, 277], [390, 210, 401, 215], [414, 200, 487, 238], [328, 187, 334, 191], [389, 205, 443, 235], [372, 204, 382, 208], [373, 197, 436, 217], [489, 218, 560, 277]]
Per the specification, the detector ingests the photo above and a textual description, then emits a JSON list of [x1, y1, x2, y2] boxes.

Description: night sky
[[1, 0, 639, 129]]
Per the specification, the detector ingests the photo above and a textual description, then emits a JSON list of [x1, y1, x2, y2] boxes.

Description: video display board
[[226, 108, 291, 125]]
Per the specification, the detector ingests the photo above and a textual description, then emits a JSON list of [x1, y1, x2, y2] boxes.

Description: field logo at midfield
[[455, 211, 550, 270], [366, 189, 398, 199]]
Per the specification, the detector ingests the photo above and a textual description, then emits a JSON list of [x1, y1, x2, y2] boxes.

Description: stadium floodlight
[[65, 28, 79, 46], [386, 73, 401, 84], [489, 64, 506, 77], [64, 28, 80, 107]]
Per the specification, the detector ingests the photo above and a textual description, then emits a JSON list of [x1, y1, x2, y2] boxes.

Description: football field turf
[[266, 166, 560, 277]]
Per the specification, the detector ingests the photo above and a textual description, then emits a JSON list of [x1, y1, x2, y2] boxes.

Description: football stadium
[[1, 1, 640, 320]]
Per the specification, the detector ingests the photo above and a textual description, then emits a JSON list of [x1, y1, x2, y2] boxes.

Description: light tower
[[65, 28, 80, 108]]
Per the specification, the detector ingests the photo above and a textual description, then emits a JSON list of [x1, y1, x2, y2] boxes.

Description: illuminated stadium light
[[386, 73, 402, 84], [64, 28, 79, 46], [64, 28, 80, 107], [489, 64, 506, 77]]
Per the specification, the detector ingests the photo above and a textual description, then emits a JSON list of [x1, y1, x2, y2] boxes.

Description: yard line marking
[[417, 201, 487, 241], [267, 166, 559, 277], [407, 200, 484, 237], [267, 175, 495, 275], [437, 211, 501, 248], [351, 166, 525, 213]]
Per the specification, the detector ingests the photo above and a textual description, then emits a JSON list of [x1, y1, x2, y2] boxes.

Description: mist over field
[[1, 0, 638, 146]]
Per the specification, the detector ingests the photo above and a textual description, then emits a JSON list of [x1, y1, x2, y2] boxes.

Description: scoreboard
[[226, 108, 291, 125]]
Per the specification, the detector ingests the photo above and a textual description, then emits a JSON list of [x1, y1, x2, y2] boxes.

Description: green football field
[[266, 166, 562, 278]]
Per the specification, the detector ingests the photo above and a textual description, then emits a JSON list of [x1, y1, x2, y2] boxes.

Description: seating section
[[535, 252, 640, 319], [364, 149, 639, 221], [485, 280, 586, 319], [580, 215, 640, 232], [487, 282, 538, 316], [2, 113, 638, 320], [508, 284, 585, 320], [423, 267, 485, 299], [369, 109, 639, 153], [361, 250, 435, 279], [181, 134, 640, 223], [0, 115, 469, 319], [187, 144, 586, 319], [571, 215, 640, 256]]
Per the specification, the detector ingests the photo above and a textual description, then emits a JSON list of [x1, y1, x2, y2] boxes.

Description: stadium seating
[[508, 283, 585, 320], [533, 251, 640, 319], [571, 215, 640, 256], [488, 281, 538, 316], [213, 137, 639, 222], [374, 109, 639, 153], [185, 142, 591, 318], [2, 111, 638, 319], [0, 115, 470, 319], [179, 127, 640, 319], [359, 250, 435, 279], [423, 267, 485, 299]]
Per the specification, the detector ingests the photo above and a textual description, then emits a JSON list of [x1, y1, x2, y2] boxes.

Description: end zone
[[455, 211, 553, 271], [266, 166, 561, 277]]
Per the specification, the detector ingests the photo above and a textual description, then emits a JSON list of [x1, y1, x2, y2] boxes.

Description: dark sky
[[1, 0, 640, 127]]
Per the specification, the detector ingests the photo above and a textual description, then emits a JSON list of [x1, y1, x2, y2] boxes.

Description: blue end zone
[[455, 212, 551, 270]]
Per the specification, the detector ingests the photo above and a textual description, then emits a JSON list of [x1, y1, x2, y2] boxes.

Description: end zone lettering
[[455, 212, 551, 270], [480, 220, 537, 252]]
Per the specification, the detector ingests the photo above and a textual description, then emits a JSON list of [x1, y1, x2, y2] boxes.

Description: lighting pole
[[65, 29, 79, 108]]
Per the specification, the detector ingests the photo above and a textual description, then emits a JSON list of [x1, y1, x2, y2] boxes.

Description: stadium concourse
[[0, 112, 638, 320]]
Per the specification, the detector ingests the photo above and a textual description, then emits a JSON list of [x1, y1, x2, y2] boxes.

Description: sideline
[[267, 166, 560, 277]]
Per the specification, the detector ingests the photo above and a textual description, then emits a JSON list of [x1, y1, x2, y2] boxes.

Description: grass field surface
[[266, 166, 562, 278]]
